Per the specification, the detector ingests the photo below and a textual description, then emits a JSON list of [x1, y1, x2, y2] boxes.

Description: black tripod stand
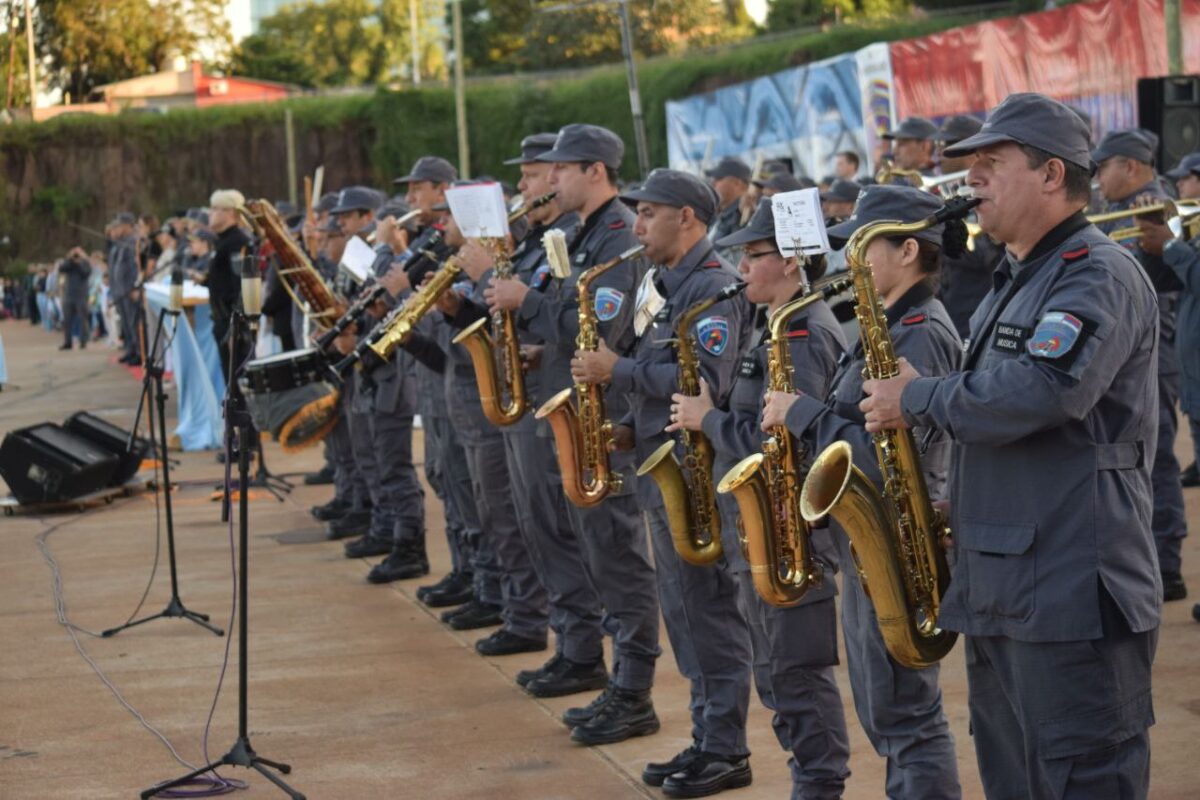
[[103, 306, 222, 639], [144, 311, 304, 800]]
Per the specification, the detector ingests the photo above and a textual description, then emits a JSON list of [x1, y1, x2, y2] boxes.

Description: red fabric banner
[[889, 0, 1200, 134]]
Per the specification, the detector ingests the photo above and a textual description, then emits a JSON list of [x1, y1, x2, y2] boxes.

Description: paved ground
[[1, 318, 1198, 800]]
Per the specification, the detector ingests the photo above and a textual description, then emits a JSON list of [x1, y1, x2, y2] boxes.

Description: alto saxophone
[[535, 243, 646, 508], [637, 282, 746, 566], [452, 192, 558, 426], [716, 277, 851, 606], [798, 195, 977, 668]]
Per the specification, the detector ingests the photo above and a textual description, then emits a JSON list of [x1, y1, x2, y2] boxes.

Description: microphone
[[168, 264, 184, 315], [239, 251, 262, 330]]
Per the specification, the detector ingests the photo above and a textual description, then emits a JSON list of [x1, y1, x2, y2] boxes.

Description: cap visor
[[1166, 166, 1192, 179], [824, 218, 862, 246], [534, 147, 580, 163], [392, 173, 421, 185], [502, 155, 534, 166], [715, 226, 772, 249], [941, 130, 1020, 158], [618, 187, 672, 206]]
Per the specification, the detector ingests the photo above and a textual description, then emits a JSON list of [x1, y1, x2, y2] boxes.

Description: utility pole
[[409, 0, 421, 85], [284, 108, 298, 206], [451, 0, 469, 177], [24, 0, 35, 113], [1165, 0, 1182, 75]]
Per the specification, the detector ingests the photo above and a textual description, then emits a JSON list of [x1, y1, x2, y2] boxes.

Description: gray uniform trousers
[[329, 381, 368, 511], [836, 533, 961, 800], [118, 295, 143, 359], [347, 400, 424, 545], [965, 590, 1157, 800], [504, 417, 605, 661], [563, 456, 661, 690], [421, 414, 470, 573], [449, 368, 548, 633], [1152, 310, 1187, 574], [644, 499, 752, 757]]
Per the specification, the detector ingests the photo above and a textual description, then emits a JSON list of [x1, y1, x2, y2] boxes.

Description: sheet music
[[771, 188, 831, 257], [445, 183, 509, 239], [340, 236, 375, 283]]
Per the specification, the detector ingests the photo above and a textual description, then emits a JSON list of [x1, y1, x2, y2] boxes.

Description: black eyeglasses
[[741, 248, 779, 261]]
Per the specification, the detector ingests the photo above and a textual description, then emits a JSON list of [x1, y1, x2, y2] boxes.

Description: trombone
[[1087, 200, 1200, 242]]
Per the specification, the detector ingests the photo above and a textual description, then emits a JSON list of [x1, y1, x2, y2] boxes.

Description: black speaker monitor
[[0, 423, 119, 505], [1138, 75, 1200, 172], [63, 411, 150, 486]]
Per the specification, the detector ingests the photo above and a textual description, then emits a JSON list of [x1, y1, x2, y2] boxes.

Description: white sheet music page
[[446, 183, 509, 239], [771, 188, 831, 257]]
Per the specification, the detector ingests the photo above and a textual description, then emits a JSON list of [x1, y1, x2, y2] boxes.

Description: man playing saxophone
[[571, 169, 753, 794], [486, 124, 662, 738], [761, 184, 965, 799], [668, 197, 852, 799], [861, 93, 1161, 800]]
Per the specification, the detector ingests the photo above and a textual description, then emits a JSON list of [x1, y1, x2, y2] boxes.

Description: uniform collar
[[999, 211, 1090, 284], [884, 281, 933, 328], [574, 195, 620, 247], [656, 238, 717, 298]]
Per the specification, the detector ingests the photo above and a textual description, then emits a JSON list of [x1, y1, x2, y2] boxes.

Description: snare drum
[[238, 349, 340, 452]]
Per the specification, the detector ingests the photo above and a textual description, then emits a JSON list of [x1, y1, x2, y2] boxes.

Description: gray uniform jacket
[[901, 215, 1161, 642], [516, 196, 647, 441], [702, 297, 846, 589], [1165, 236, 1200, 417], [609, 239, 751, 487], [109, 235, 140, 299], [785, 284, 962, 501], [709, 200, 744, 262]]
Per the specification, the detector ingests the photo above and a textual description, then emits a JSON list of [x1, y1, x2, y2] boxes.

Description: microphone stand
[[103, 305, 222, 638], [143, 310, 304, 800]]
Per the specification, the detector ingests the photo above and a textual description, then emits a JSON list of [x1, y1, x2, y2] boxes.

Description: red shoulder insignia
[[702, 260, 721, 269], [1062, 246, 1089, 261], [608, 220, 626, 230], [786, 328, 809, 338], [901, 313, 926, 326]]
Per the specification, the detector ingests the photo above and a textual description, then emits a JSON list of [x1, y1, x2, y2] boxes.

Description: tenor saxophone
[[535, 243, 646, 508], [452, 192, 558, 426], [716, 278, 851, 605], [798, 195, 977, 668], [637, 282, 746, 566]]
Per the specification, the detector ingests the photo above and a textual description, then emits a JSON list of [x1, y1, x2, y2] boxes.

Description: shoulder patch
[[530, 262, 552, 289], [1027, 311, 1084, 359], [696, 316, 730, 355], [594, 287, 625, 321], [702, 259, 721, 269], [451, 280, 473, 299], [901, 313, 926, 326], [608, 220, 626, 231], [786, 328, 809, 339], [1062, 246, 1089, 261]]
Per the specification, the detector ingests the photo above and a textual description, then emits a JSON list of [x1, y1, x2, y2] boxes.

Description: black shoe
[[59, 343, 72, 350], [367, 544, 430, 584], [440, 601, 473, 623], [423, 572, 475, 608], [516, 653, 564, 688], [526, 657, 608, 699], [642, 742, 703, 787], [563, 683, 614, 728], [417, 572, 456, 601], [326, 512, 372, 541], [570, 688, 660, 745], [1163, 571, 1188, 602], [475, 629, 547, 656], [1193, 603, 1200, 623], [304, 466, 336, 485], [447, 600, 503, 631], [343, 535, 393, 559], [1182, 462, 1199, 488], [311, 498, 351, 521], [661, 752, 752, 798]]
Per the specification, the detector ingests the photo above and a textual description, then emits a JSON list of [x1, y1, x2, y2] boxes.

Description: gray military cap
[[109, 211, 137, 226], [504, 133, 559, 165], [826, 184, 946, 249], [1091, 129, 1157, 165], [715, 198, 777, 249], [705, 156, 752, 182], [619, 168, 719, 224], [1166, 152, 1200, 179], [820, 178, 863, 203], [315, 192, 339, 214], [943, 92, 1094, 171], [376, 197, 413, 222], [537, 123, 625, 170], [883, 116, 938, 141], [937, 114, 983, 145], [330, 186, 384, 215], [188, 228, 218, 245], [393, 155, 458, 185], [752, 160, 791, 186], [765, 172, 806, 193]]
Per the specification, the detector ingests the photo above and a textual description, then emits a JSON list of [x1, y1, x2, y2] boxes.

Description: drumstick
[[304, 177, 314, 224]]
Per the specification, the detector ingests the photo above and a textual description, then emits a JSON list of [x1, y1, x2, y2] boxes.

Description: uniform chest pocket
[[956, 519, 1036, 621]]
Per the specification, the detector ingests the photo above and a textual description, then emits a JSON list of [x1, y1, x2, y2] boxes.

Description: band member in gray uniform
[[763, 185, 965, 800], [573, 169, 752, 790], [706, 156, 752, 262], [1092, 128, 1189, 602], [457, 133, 606, 663], [863, 93, 1161, 800], [487, 124, 662, 741], [669, 197, 852, 799]]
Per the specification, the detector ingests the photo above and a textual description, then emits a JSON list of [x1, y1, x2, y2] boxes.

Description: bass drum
[[238, 348, 339, 452]]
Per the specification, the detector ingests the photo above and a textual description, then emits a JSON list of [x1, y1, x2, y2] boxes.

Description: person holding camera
[[58, 247, 93, 350]]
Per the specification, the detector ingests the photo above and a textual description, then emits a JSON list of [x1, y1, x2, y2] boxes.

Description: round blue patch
[[697, 316, 730, 356], [594, 287, 625, 322], [1027, 311, 1083, 359]]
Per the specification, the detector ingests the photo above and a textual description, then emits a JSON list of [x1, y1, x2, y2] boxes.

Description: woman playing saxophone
[[759, 184, 967, 800]]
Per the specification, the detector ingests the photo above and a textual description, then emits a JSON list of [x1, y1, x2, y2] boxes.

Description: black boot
[[570, 687, 659, 745], [326, 512, 372, 541], [526, 657, 608, 698], [343, 535, 393, 558], [475, 629, 547, 656], [367, 541, 430, 584], [423, 571, 475, 608], [1182, 461, 1199, 488], [516, 653, 564, 689], [660, 752, 752, 798], [311, 497, 352, 521], [1163, 571, 1188, 602], [303, 465, 335, 485], [446, 599, 503, 631], [642, 742, 703, 787], [417, 572, 456, 602], [562, 683, 614, 728]]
